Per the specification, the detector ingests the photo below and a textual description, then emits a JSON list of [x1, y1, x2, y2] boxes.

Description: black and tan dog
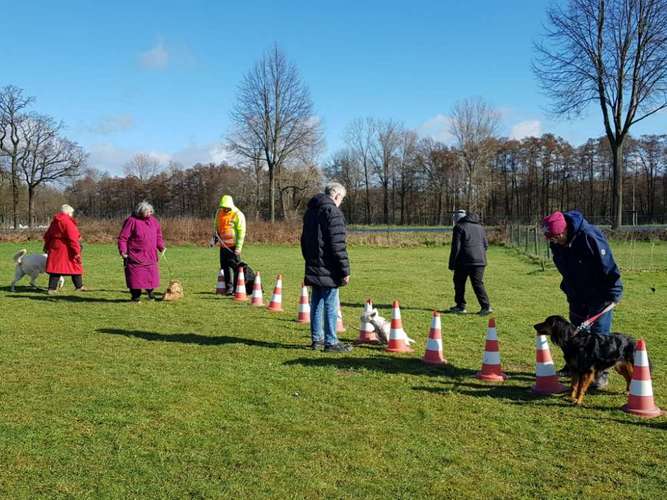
[[533, 315, 636, 405]]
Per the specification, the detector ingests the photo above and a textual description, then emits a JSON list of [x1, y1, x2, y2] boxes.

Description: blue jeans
[[569, 303, 613, 335], [310, 286, 339, 346]]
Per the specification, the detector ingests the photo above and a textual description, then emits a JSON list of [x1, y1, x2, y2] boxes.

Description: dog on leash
[[360, 307, 416, 346], [11, 249, 64, 291], [162, 280, 184, 301], [533, 315, 636, 405]]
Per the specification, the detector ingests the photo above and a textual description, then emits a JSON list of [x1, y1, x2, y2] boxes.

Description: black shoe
[[556, 365, 571, 377], [448, 306, 467, 314], [324, 342, 353, 353], [478, 307, 494, 316], [310, 341, 324, 350]]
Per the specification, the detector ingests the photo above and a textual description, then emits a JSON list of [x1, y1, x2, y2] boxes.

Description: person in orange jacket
[[210, 195, 246, 294], [43, 204, 86, 294]]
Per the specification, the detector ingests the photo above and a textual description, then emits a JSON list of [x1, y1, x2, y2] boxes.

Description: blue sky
[[4, 0, 665, 175]]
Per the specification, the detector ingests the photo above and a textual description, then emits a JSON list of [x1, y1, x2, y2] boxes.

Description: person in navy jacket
[[542, 210, 623, 388]]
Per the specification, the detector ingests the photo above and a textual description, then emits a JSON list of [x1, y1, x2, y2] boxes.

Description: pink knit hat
[[542, 211, 567, 238]]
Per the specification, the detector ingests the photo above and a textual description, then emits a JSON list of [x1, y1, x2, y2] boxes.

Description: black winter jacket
[[300, 193, 350, 288], [448, 213, 488, 270]]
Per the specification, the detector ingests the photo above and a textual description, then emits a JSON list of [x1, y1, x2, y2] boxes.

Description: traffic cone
[[215, 269, 226, 295], [622, 339, 663, 418], [336, 294, 346, 333], [385, 301, 413, 353], [475, 318, 507, 381], [532, 335, 567, 394], [296, 283, 310, 323], [233, 265, 248, 302], [250, 272, 264, 306], [423, 311, 446, 365], [355, 299, 379, 344], [267, 274, 284, 312]]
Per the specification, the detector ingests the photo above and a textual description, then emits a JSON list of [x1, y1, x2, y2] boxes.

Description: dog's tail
[[13, 249, 27, 264]]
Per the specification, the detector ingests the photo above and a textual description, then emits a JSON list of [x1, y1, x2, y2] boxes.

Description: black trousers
[[49, 274, 82, 290], [219, 247, 240, 290], [453, 266, 490, 309]]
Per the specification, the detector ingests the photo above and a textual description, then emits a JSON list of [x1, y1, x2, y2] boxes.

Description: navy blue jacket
[[549, 211, 623, 306], [300, 193, 350, 288]]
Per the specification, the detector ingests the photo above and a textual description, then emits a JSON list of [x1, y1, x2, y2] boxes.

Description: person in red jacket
[[43, 204, 86, 294]]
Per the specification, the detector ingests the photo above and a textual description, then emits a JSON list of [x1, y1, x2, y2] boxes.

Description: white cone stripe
[[483, 351, 501, 365], [633, 349, 650, 367], [432, 316, 441, 329], [486, 328, 498, 341], [630, 379, 654, 397], [536, 335, 549, 349], [426, 338, 442, 351], [392, 308, 401, 320], [536, 363, 556, 377]]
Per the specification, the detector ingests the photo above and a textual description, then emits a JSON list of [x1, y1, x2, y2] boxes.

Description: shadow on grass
[[572, 413, 667, 429], [283, 355, 476, 378], [7, 294, 129, 303], [96, 328, 304, 349]]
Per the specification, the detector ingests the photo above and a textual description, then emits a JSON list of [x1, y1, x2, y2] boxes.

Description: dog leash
[[573, 302, 617, 334], [159, 249, 173, 281]]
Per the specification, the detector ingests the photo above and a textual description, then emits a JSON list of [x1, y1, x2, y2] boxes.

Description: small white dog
[[11, 249, 64, 291], [360, 307, 416, 345]]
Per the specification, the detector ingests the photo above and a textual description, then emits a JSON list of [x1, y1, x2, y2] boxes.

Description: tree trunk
[[269, 165, 275, 223], [611, 141, 623, 229], [27, 185, 35, 229], [11, 157, 19, 229]]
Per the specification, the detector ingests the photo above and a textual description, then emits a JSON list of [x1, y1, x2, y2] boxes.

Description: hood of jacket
[[219, 195, 236, 209], [563, 210, 584, 240], [460, 213, 481, 224], [307, 192, 335, 211]]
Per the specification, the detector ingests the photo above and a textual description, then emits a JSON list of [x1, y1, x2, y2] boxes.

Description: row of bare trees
[[0, 85, 86, 228]]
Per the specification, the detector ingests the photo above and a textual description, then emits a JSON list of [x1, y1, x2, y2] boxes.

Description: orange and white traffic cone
[[532, 334, 567, 394], [267, 274, 284, 312], [250, 272, 264, 306], [385, 301, 413, 353], [296, 283, 310, 323], [423, 311, 446, 365], [475, 318, 507, 381], [336, 294, 345, 333], [233, 266, 248, 302], [622, 339, 663, 418], [355, 299, 379, 344], [215, 269, 226, 295]]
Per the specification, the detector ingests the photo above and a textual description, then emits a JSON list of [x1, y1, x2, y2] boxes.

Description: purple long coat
[[118, 215, 165, 289]]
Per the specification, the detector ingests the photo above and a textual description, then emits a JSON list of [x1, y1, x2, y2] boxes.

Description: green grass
[[1, 241, 666, 498]]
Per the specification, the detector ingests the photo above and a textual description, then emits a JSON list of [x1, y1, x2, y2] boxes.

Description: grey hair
[[134, 201, 154, 217], [60, 204, 74, 216], [325, 182, 347, 199]]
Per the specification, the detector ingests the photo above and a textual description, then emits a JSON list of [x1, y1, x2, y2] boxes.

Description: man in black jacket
[[447, 210, 492, 315], [300, 182, 352, 352]]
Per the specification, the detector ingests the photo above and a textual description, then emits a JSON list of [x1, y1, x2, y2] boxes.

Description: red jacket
[[44, 212, 83, 275]]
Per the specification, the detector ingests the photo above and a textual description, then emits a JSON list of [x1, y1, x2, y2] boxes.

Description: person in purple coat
[[118, 201, 166, 302]]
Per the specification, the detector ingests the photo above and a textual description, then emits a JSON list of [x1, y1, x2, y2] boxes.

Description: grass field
[[1, 241, 666, 498]]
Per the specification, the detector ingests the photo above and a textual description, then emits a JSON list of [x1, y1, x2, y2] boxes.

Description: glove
[[234, 248, 241, 256], [209, 237, 216, 247], [73, 254, 82, 264]]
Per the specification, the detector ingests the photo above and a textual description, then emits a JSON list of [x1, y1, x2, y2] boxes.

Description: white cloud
[[510, 120, 542, 140], [417, 114, 454, 144], [139, 39, 169, 70], [88, 142, 231, 175], [87, 114, 134, 135]]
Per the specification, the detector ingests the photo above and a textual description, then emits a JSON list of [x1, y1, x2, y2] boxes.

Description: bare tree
[[344, 118, 376, 223], [18, 114, 86, 226], [324, 148, 364, 223], [449, 97, 500, 212], [227, 45, 323, 222], [371, 119, 402, 224], [534, 0, 667, 228], [123, 153, 161, 182], [0, 85, 34, 228]]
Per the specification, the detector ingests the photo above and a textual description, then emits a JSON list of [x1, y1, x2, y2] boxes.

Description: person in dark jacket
[[447, 210, 492, 315], [542, 210, 623, 388], [300, 182, 351, 352]]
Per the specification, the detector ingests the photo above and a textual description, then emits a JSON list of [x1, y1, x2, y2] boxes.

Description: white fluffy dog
[[11, 249, 64, 291], [360, 307, 416, 345]]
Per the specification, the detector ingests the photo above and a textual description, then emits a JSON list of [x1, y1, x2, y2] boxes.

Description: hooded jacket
[[448, 213, 488, 270], [300, 193, 350, 288], [213, 195, 246, 251], [549, 210, 623, 306], [43, 212, 83, 275]]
